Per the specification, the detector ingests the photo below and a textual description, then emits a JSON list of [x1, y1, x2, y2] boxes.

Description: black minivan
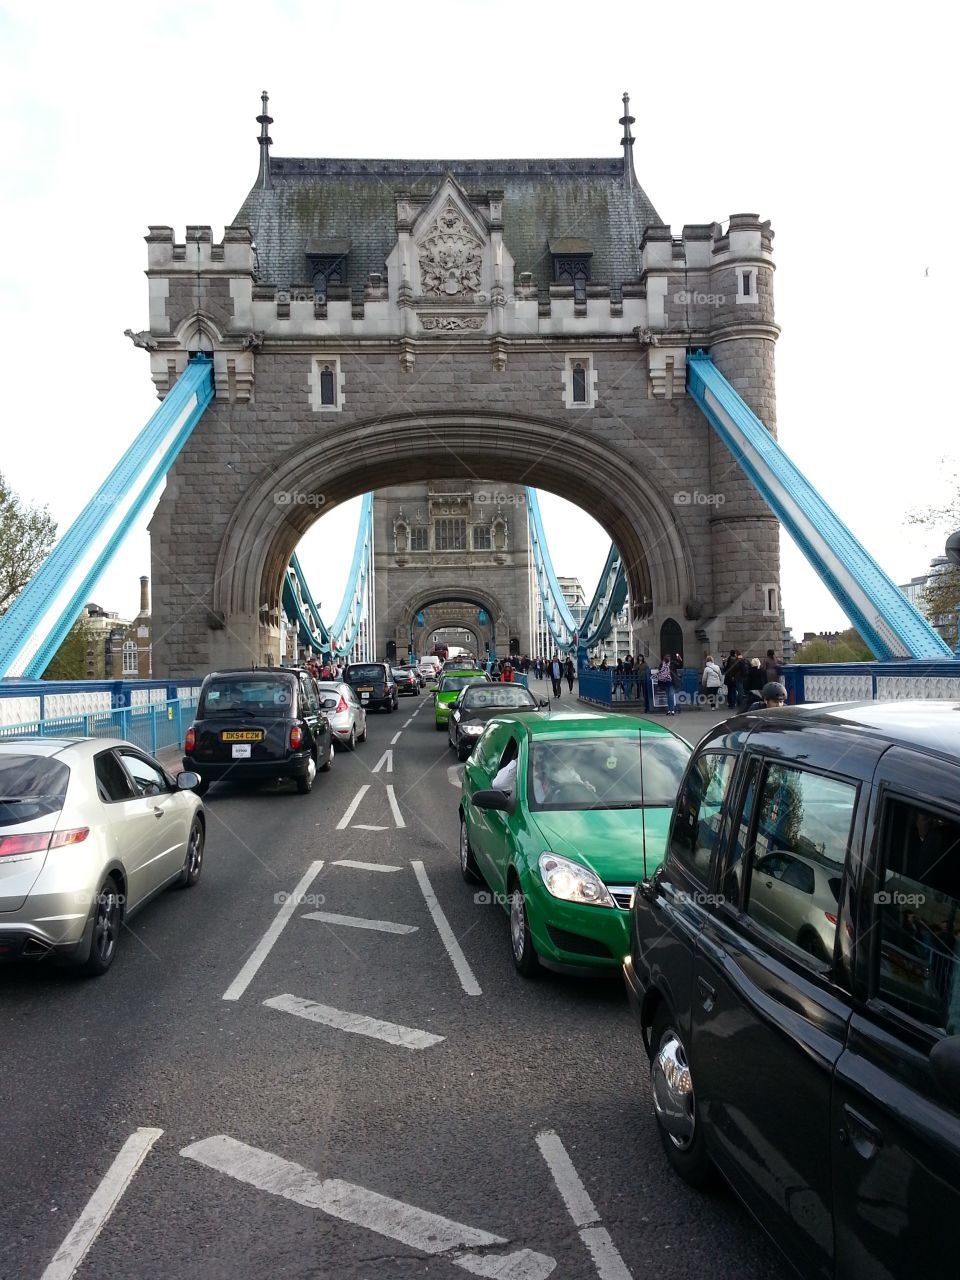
[[342, 662, 398, 713], [624, 700, 960, 1280], [183, 668, 333, 795]]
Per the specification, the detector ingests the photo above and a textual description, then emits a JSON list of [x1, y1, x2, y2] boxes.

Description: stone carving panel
[[418, 314, 486, 331], [417, 201, 484, 298]]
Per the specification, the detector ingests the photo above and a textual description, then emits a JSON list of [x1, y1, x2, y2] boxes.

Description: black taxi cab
[[624, 700, 960, 1280]]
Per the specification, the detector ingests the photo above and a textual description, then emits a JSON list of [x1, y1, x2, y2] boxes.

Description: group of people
[[305, 657, 342, 681], [700, 649, 786, 711]]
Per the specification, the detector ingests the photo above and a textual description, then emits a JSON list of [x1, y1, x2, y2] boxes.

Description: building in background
[[82, 604, 129, 679], [900, 556, 954, 641], [110, 577, 152, 678]]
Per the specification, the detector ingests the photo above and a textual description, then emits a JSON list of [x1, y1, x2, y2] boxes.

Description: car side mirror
[[177, 771, 202, 791], [538, 698, 549, 708], [471, 788, 513, 812], [930, 1035, 960, 1104]]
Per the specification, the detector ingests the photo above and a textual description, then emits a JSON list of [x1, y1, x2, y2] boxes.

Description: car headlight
[[538, 852, 615, 908], [461, 721, 484, 735]]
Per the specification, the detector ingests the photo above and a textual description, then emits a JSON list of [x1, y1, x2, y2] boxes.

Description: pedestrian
[[657, 653, 676, 715], [613, 657, 625, 701], [764, 648, 783, 682], [701, 654, 723, 709], [564, 654, 575, 692], [635, 654, 651, 711], [623, 653, 634, 700], [549, 653, 563, 698], [671, 653, 684, 714], [744, 680, 787, 711], [500, 660, 514, 683], [746, 657, 765, 698]]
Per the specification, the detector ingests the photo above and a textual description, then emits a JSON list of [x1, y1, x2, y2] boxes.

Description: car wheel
[[649, 1006, 713, 1186], [320, 742, 334, 773], [346, 727, 356, 751], [296, 754, 317, 794], [459, 816, 481, 884], [435, 720, 446, 732], [508, 877, 540, 978], [81, 877, 122, 977], [177, 818, 204, 887], [358, 720, 368, 742]]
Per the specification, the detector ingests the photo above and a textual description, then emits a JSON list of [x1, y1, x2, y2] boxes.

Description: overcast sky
[[1, 0, 956, 642]]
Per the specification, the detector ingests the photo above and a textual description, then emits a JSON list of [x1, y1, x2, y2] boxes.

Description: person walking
[[701, 654, 723, 709], [635, 654, 652, 711], [657, 653, 676, 715], [549, 654, 563, 699], [746, 657, 765, 700], [613, 658, 625, 701], [764, 648, 783, 683], [564, 654, 576, 693], [500, 661, 514, 683]]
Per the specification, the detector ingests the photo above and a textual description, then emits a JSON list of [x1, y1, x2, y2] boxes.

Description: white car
[[316, 682, 367, 750], [0, 737, 204, 976]]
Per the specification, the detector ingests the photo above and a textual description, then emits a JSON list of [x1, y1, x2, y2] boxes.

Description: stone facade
[[144, 102, 782, 676]]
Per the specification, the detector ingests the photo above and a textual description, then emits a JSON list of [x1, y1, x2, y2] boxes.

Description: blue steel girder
[[283, 494, 373, 659], [686, 352, 951, 661]]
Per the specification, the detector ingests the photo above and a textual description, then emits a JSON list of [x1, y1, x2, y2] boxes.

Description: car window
[[344, 664, 386, 682], [875, 797, 960, 1033], [439, 675, 488, 693], [669, 751, 738, 885], [0, 754, 70, 826], [527, 736, 690, 812], [742, 764, 856, 960], [200, 677, 293, 717], [719, 757, 763, 909], [119, 752, 170, 798], [472, 722, 513, 777], [299, 676, 318, 715], [94, 751, 136, 803], [461, 686, 536, 712]]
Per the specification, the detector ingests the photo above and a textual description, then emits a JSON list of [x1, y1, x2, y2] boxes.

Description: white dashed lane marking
[[536, 1131, 633, 1280], [263, 995, 444, 1050], [332, 860, 403, 873], [411, 860, 481, 997], [302, 910, 418, 935], [336, 785, 370, 830], [222, 860, 325, 1001]]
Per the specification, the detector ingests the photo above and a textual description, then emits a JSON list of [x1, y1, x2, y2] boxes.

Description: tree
[[42, 617, 91, 681], [793, 628, 874, 663], [0, 471, 57, 615], [907, 470, 960, 647]]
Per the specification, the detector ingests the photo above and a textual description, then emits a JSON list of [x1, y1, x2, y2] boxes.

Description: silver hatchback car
[[315, 682, 367, 750], [0, 738, 204, 976]]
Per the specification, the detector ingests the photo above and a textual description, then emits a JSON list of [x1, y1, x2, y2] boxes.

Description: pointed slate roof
[[233, 156, 663, 302]]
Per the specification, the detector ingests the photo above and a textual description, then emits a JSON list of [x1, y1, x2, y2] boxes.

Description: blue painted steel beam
[[282, 494, 373, 659], [0, 357, 215, 679], [686, 352, 951, 660]]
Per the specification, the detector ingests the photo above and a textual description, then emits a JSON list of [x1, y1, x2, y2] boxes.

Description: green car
[[434, 672, 491, 730], [458, 709, 691, 975]]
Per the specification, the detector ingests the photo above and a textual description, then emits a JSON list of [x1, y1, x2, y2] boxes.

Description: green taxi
[[434, 671, 491, 730], [458, 709, 691, 975]]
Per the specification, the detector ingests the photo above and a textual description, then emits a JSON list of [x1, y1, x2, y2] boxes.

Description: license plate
[[358, 687, 373, 694], [222, 730, 264, 742], [361, 693, 370, 702], [231, 744, 252, 759]]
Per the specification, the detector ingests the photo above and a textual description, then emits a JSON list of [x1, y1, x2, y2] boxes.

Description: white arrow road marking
[[448, 764, 463, 788], [535, 1131, 633, 1280], [41, 1127, 163, 1280], [390, 731, 402, 745], [333, 859, 403, 872], [263, 994, 443, 1049], [302, 910, 417, 935], [337, 785, 370, 830], [180, 1135, 555, 1279], [412, 860, 481, 996], [371, 749, 393, 773], [353, 824, 387, 831], [223, 860, 324, 1002], [386, 784, 405, 828]]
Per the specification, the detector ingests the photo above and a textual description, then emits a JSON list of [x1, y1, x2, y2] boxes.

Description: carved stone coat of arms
[[418, 202, 484, 298]]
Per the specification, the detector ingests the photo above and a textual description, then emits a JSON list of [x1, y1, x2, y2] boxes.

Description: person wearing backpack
[[657, 654, 676, 715]]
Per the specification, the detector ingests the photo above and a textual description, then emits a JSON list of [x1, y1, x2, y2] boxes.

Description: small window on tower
[[473, 525, 492, 551], [742, 271, 752, 296], [562, 353, 597, 410], [310, 356, 344, 412], [319, 365, 336, 406], [572, 362, 586, 404]]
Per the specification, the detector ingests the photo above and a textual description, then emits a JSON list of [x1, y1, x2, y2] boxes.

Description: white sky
[[2, 0, 957, 638]]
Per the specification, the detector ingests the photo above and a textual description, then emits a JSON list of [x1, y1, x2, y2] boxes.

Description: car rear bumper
[[183, 753, 313, 781]]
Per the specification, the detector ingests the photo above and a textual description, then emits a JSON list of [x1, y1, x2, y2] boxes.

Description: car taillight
[[0, 828, 88, 858], [185, 727, 196, 752], [336, 696, 348, 713], [825, 912, 838, 926], [290, 725, 303, 750]]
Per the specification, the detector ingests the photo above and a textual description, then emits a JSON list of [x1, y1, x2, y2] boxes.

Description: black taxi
[[624, 700, 960, 1280], [183, 667, 333, 795]]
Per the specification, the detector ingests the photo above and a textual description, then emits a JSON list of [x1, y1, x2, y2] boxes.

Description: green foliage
[[919, 565, 960, 646], [42, 618, 90, 681], [0, 471, 57, 615], [793, 628, 874, 664]]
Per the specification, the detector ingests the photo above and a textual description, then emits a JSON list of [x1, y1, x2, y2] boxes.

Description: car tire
[[435, 720, 445, 732], [296, 754, 317, 794], [80, 876, 122, 977], [346, 727, 356, 751], [177, 818, 204, 888], [459, 816, 481, 884], [508, 876, 540, 978], [320, 743, 334, 773], [358, 721, 368, 743], [649, 1006, 713, 1187]]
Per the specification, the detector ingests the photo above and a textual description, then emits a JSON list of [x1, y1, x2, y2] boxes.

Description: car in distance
[[459, 710, 690, 975], [183, 667, 333, 795], [418, 656, 442, 685], [316, 681, 367, 751], [448, 683, 546, 761], [392, 666, 420, 697], [623, 700, 960, 1280], [0, 738, 204, 976], [434, 671, 491, 730], [342, 661, 398, 713]]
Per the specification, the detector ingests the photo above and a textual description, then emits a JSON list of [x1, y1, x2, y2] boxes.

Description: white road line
[[386, 784, 405, 828], [333, 859, 403, 873], [337, 785, 370, 830], [535, 1131, 633, 1280], [447, 764, 463, 789], [180, 1135, 555, 1278], [302, 911, 418, 935], [264, 994, 443, 1049], [390, 731, 402, 745], [353, 824, 387, 831], [41, 1127, 163, 1280], [222, 861, 324, 1002], [411, 860, 481, 997], [403, 717, 413, 727], [371, 749, 393, 773]]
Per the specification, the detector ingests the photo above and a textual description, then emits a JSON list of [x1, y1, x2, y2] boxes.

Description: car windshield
[[461, 687, 536, 713], [440, 675, 487, 693], [0, 754, 70, 826], [345, 665, 385, 682], [199, 679, 294, 718], [528, 735, 691, 811]]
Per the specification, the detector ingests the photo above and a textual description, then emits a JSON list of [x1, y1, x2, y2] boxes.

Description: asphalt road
[[1, 689, 787, 1280]]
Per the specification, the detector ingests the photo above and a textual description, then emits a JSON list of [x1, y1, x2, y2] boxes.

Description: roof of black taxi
[[706, 700, 960, 759]]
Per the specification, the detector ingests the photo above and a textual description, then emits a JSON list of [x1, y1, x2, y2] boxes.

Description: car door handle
[[153, 806, 165, 818], [840, 1105, 882, 1160], [697, 976, 717, 1012]]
